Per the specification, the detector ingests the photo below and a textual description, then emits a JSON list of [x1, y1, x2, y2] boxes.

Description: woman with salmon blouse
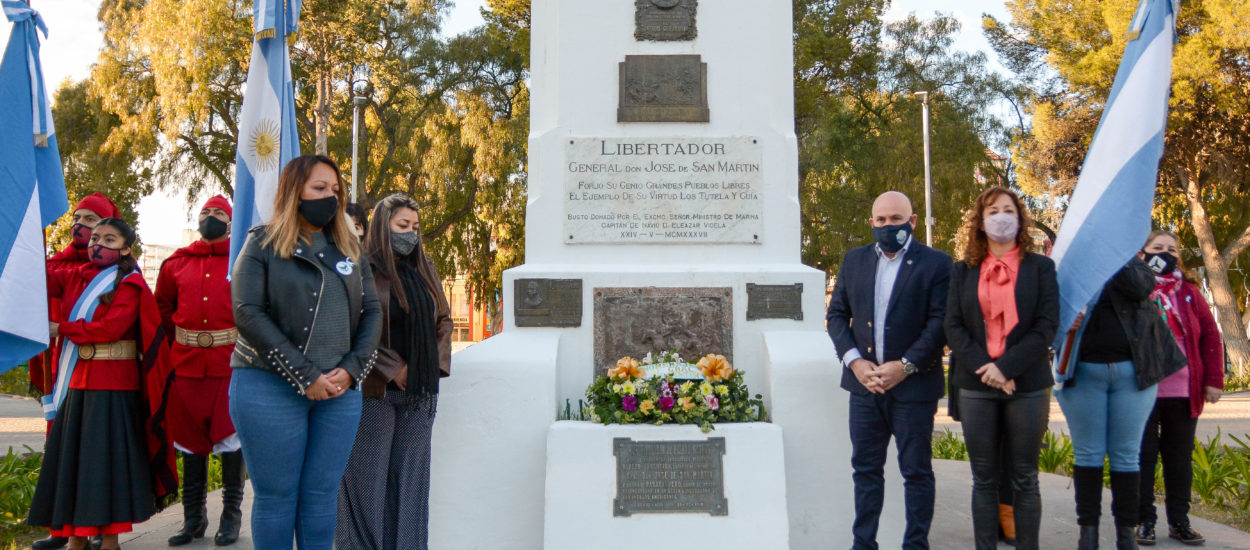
[[944, 187, 1059, 550]]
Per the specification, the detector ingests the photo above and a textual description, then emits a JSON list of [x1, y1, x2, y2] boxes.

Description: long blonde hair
[[261, 154, 361, 262]]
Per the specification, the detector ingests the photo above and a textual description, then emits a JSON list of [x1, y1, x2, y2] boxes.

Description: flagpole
[[351, 95, 367, 203], [916, 91, 934, 247]]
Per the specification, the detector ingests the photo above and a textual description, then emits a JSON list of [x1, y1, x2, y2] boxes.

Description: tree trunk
[[314, 70, 331, 155], [1183, 169, 1250, 376]]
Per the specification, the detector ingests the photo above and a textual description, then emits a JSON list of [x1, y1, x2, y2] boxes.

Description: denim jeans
[[1056, 361, 1157, 470], [229, 368, 362, 550]]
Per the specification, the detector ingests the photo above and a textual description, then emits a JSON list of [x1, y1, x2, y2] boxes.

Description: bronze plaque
[[746, 283, 804, 321], [635, 0, 697, 42], [618, 55, 709, 123], [514, 279, 583, 327], [593, 287, 731, 373], [613, 437, 727, 516]]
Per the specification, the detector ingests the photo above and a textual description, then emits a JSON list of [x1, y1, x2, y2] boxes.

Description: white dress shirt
[[842, 237, 913, 366]]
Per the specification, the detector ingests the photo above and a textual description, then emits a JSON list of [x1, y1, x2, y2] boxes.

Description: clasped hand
[[850, 359, 909, 394], [306, 367, 351, 401], [976, 362, 1015, 395]]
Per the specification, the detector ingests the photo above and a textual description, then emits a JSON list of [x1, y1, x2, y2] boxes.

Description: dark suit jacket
[[945, 252, 1059, 393], [826, 241, 952, 402]]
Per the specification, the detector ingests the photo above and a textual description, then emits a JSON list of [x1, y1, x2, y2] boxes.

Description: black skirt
[[28, 389, 156, 531]]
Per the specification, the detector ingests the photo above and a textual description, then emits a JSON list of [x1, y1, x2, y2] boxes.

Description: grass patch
[[0, 446, 42, 549]]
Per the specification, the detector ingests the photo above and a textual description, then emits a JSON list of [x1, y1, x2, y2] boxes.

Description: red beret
[[74, 193, 119, 219], [202, 195, 233, 218]]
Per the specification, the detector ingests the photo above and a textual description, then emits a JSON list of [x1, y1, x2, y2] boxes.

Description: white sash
[[41, 265, 120, 420]]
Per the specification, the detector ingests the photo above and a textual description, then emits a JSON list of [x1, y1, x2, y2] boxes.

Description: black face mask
[[391, 231, 419, 257], [872, 222, 912, 254], [298, 196, 339, 229], [1143, 251, 1178, 275], [199, 216, 228, 240]]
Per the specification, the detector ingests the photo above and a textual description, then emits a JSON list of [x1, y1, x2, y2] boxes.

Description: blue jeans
[[1056, 361, 1157, 471], [848, 392, 937, 550], [229, 368, 362, 550]]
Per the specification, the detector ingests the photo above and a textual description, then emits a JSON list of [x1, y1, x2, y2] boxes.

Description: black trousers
[[959, 388, 1050, 550], [1138, 397, 1197, 525]]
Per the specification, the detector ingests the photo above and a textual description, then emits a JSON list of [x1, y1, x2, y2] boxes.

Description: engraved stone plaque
[[746, 283, 804, 321], [618, 55, 709, 123], [613, 437, 727, 516], [593, 287, 731, 373], [514, 279, 583, 327], [564, 137, 763, 244], [635, 0, 697, 42]]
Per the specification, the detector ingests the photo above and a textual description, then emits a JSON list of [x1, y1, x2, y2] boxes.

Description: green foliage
[[931, 429, 968, 461], [0, 447, 41, 546], [796, 4, 1011, 274], [0, 366, 37, 398], [1038, 430, 1075, 476]]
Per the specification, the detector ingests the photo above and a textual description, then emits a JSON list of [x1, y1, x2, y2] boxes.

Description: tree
[[69, 0, 530, 310], [990, 0, 1250, 373], [796, 4, 1010, 275]]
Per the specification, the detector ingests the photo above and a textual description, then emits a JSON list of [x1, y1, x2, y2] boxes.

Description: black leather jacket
[[230, 226, 382, 395], [1073, 256, 1186, 389]]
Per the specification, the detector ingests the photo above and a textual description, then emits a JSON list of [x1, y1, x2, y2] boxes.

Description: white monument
[[428, 1, 909, 548]]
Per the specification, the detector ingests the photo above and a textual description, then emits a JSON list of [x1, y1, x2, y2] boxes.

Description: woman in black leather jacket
[[1056, 256, 1185, 550], [229, 154, 381, 550]]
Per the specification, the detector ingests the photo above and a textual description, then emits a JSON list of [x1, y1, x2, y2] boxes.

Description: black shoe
[[169, 453, 209, 547], [89, 537, 102, 550], [30, 536, 68, 550], [214, 451, 246, 546], [1079, 525, 1100, 550], [1169, 522, 1205, 545], [1134, 522, 1156, 546]]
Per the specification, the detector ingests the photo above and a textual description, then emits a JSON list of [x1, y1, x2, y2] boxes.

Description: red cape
[[125, 272, 180, 507]]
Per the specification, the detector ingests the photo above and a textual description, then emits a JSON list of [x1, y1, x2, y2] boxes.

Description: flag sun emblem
[[248, 118, 282, 172]]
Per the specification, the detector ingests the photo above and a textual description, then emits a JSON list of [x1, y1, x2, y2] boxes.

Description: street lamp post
[[915, 91, 934, 247], [350, 95, 368, 203]]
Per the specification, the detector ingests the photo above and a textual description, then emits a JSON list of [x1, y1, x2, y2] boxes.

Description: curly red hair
[[958, 187, 1034, 267]]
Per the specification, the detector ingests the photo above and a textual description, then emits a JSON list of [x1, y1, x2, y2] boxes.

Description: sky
[[4, 0, 1011, 246]]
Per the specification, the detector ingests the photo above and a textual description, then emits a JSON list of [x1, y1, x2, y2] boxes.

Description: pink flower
[[659, 397, 675, 412], [704, 394, 719, 412], [622, 395, 638, 411]]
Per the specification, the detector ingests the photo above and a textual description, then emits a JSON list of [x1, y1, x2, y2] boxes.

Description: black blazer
[[945, 252, 1059, 393], [826, 241, 952, 402]]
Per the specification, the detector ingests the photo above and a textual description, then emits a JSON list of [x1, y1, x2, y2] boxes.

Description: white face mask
[[984, 212, 1020, 244]]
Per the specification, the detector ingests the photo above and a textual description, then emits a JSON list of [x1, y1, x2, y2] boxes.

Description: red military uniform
[[154, 197, 237, 456], [31, 193, 120, 394]]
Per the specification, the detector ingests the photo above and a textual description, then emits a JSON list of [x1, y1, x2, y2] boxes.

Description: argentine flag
[[1051, 0, 1178, 382], [229, 0, 302, 270], [0, 1, 69, 373]]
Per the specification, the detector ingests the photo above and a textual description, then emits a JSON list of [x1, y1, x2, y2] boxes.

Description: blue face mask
[[872, 222, 912, 253]]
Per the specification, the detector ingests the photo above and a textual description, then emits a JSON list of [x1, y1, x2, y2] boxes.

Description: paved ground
[[0, 394, 44, 455], [44, 460, 1242, 549]]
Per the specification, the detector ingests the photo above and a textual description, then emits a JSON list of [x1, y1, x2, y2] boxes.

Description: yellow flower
[[680, 381, 695, 393], [607, 357, 644, 380], [622, 382, 636, 395], [678, 396, 695, 410], [640, 400, 655, 413], [612, 384, 622, 394], [697, 354, 733, 382], [716, 384, 729, 396], [699, 382, 714, 396]]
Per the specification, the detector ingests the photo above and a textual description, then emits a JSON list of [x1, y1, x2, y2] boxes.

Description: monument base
[[543, 421, 789, 550]]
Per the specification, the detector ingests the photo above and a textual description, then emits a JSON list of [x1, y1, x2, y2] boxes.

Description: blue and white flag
[[1051, 0, 1178, 384], [229, 0, 301, 271], [0, 1, 69, 373]]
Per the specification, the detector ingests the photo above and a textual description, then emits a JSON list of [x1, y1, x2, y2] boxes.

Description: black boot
[[1075, 466, 1104, 550], [215, 451, 246, 546], [1110, 471, 1141, 550], [1080, 526, 1100, 550], [30, 536, 68, 549], [168, 452, 208, 546]]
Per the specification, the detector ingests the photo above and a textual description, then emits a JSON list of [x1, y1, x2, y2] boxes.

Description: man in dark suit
[[826, 191, 952, 550]]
